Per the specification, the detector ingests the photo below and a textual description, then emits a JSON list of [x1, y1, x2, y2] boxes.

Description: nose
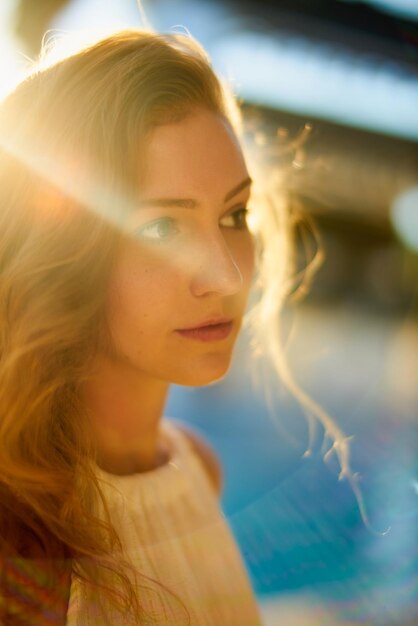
[[189, 232, 243, 298]]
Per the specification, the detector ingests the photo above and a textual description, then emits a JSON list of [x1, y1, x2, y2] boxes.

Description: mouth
[[175, 319, 234, 342]]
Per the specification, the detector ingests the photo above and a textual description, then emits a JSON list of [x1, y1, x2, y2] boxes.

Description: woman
[[0, 29, 349, 625]]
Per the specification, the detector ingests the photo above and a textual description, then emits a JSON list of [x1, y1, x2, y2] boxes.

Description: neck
[[81, 356, 170, 475]]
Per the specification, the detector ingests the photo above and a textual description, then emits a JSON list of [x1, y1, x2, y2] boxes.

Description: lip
[[175, 319, 234, 342], [179, 317, 232, 330]]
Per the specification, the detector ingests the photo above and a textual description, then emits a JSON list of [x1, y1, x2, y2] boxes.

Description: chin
[[173, 353, 233, 387]]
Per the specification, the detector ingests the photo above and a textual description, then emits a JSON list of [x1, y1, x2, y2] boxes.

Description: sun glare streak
[[0, 117, 200, 272], [0, 127, 133, 234]]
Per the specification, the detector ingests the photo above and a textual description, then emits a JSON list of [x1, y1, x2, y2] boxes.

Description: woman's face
[[106, 108, 254, 386]]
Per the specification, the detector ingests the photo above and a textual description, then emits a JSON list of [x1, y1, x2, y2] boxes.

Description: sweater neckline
[[93, 418, 183, 483]]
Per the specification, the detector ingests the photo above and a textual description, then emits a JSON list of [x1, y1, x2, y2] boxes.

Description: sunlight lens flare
[[0, 124, 134, 234]]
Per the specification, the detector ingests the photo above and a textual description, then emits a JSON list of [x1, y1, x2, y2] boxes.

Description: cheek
[[108, 271, 156, 329], [106, 247, 181, 330]]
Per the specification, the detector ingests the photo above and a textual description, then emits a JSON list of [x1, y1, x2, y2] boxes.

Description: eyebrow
[[137, 176, 252, 209]]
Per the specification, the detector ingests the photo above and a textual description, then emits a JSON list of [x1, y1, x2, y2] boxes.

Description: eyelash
[[220, 207, 249, 230], [135, 207, 249, 243]]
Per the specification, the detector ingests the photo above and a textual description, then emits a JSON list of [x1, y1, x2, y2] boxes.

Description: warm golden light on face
[[0, 46, 254, 387], [105, 109, 255, 387]]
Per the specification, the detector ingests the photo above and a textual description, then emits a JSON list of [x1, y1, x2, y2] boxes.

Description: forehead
[[140, 110, 249, 198]]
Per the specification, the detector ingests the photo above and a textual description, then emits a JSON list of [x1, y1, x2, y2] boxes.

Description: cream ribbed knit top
[[66, 418, 263, 625]]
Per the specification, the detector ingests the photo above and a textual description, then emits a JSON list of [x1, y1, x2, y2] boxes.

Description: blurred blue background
[[1, 1, 417, 624]]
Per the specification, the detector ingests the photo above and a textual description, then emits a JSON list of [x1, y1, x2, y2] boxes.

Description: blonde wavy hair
[[0, 28, 354, 623]]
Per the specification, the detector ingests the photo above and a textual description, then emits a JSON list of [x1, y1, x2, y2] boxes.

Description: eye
[[135, 217, 179, 243], [219, 207, 249, 230]]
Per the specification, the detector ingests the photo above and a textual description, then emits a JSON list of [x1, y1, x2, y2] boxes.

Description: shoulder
[[174, 423, 223, 498]]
